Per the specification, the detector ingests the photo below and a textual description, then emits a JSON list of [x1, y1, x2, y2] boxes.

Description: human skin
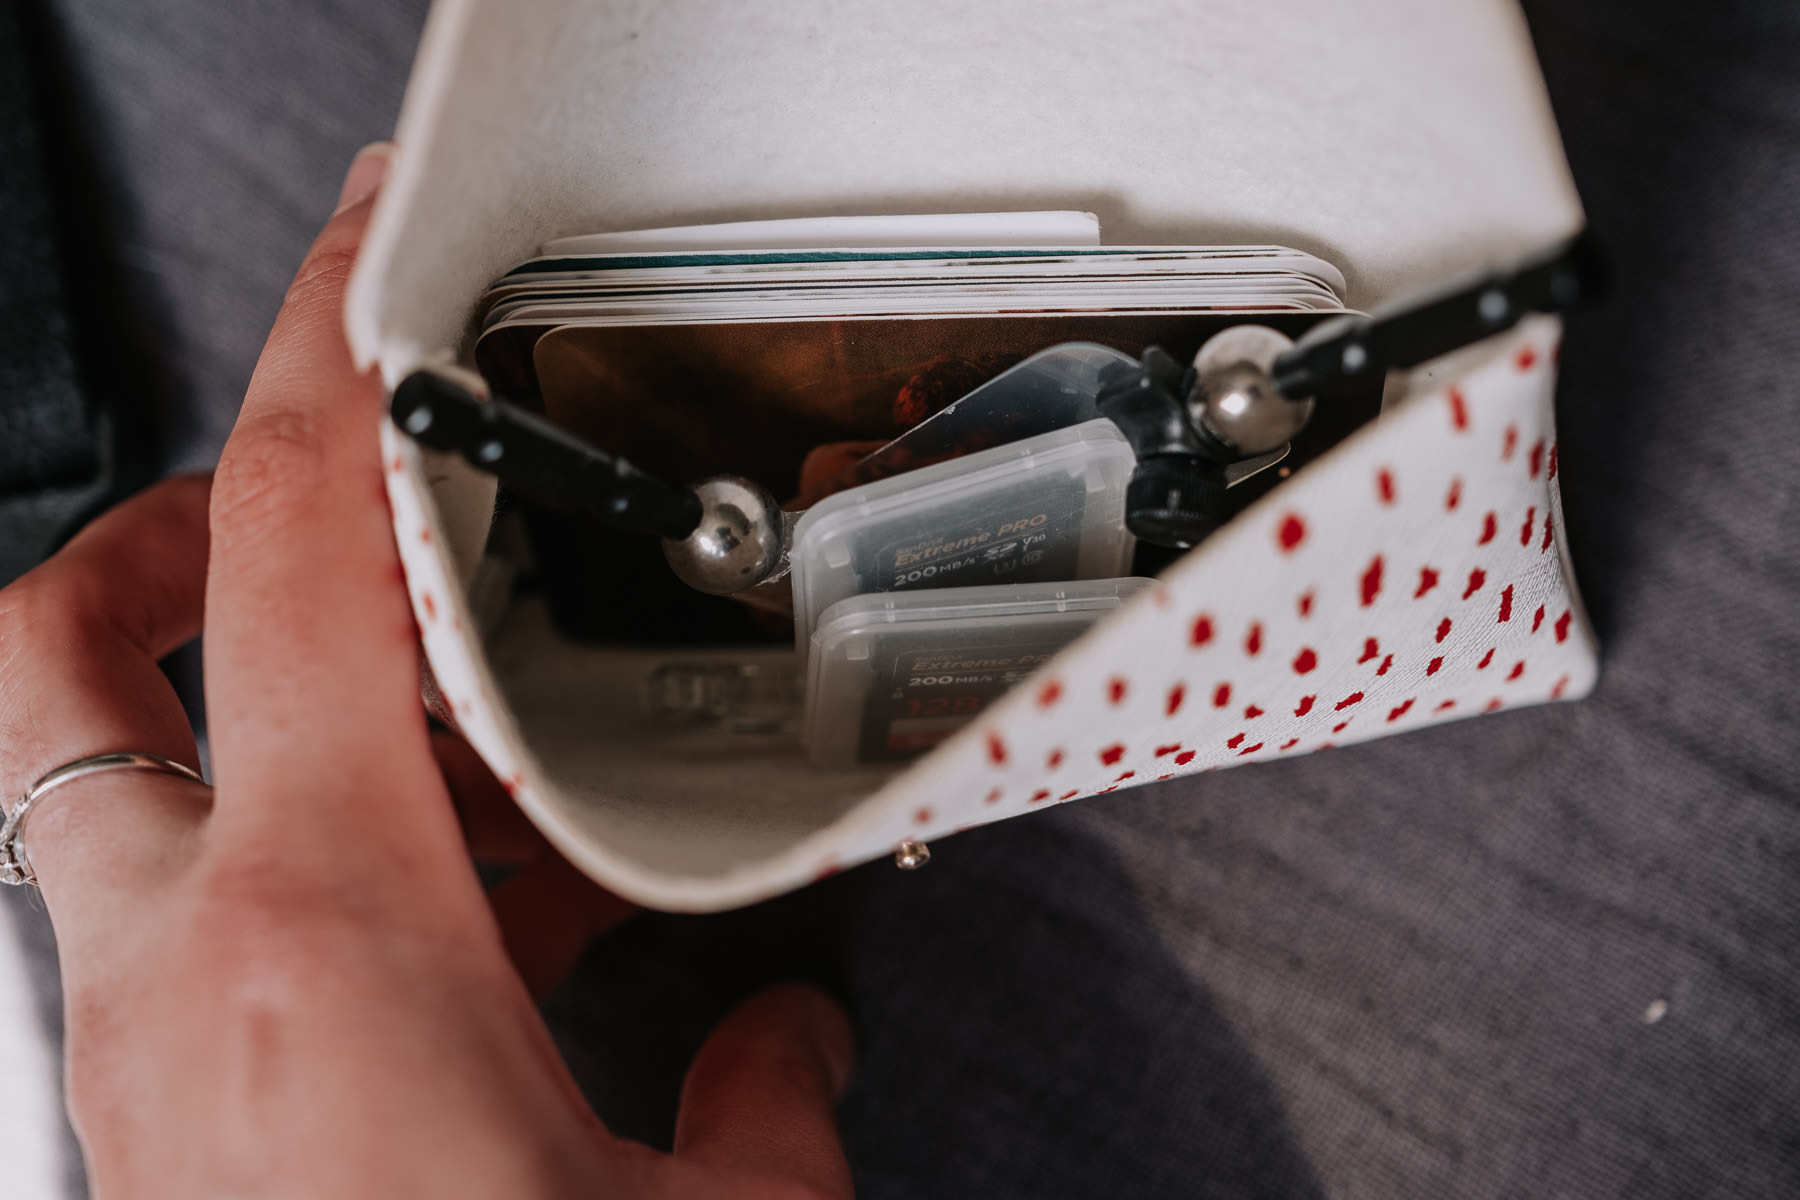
[[0, 144, 855, 1199]]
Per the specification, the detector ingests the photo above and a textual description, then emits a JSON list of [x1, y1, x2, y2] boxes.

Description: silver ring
[[0, 752, 207, 887]]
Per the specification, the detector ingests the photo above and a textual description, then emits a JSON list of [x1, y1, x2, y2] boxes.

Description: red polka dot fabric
[[382, 317, 1597, 910], [891, 316, 1595, 840]]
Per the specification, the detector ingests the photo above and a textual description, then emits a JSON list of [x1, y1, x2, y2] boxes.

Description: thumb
[[334, 141, 393, 215], [673, 983, 856, 1198]]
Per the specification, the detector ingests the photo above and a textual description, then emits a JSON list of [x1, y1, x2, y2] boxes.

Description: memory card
[[789, 418, 1137, 664], [803, 578, 1153, 767]]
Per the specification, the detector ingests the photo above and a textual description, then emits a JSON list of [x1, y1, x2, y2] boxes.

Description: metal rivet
[[661, 475, 786, 596], [1340, 342, 1369, 374], [894, 839, 931, 869], [476, 439, 504, 463], [402, 405, 434, 435]]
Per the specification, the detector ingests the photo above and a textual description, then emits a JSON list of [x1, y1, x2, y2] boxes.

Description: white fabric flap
[[346, 0, 1581, 384]]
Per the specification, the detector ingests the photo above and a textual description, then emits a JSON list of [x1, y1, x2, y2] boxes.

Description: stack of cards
[[471, 215, 1366, 766], [473, 223, 1352, 499], [478, 244, 1347, 329]]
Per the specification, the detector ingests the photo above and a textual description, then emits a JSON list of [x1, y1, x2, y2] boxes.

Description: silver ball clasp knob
[[1190, 325, 1315, 457], [662, 475, 785, 595]]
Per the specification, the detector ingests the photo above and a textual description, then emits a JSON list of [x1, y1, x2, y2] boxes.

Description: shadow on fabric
[[547, 806, 1326, 1200]]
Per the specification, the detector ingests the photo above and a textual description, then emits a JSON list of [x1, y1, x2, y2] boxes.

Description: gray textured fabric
[[0, 0, 108, 587], [0, 2, 426, 1195], [0, 1, 92, 493], [3, 1, 1797, 1197]]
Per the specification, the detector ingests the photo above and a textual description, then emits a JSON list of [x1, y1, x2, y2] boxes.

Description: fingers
[[0, 474, 211, 794], [0, 475, 213, 913], [201, 144, 454, 863], [674, 984, 856, 1198], [334, 141, 391, 214]]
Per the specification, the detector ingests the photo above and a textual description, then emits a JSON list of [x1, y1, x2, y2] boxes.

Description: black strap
[[1271, 234, 1606, 399], [391, 237, 1604, 552], [391, 372, 703, 540]]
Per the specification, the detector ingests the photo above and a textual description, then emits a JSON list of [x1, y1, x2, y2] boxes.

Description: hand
[[0, 144, 854, 1198]]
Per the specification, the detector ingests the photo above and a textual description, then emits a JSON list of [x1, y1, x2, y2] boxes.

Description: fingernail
[[334, 141, 394, 215]]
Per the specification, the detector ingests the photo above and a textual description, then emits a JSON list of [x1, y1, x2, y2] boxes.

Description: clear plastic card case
[[803, 577, 1153, 768], [788, 418, 1138, 664]]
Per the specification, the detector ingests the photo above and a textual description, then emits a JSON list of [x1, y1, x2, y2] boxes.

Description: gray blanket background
[[2, 1, 1795, 1196]]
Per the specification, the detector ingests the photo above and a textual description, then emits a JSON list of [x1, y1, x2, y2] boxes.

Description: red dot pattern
[[375, 325, 1595, 897], [1360, 556, 1385, 607]]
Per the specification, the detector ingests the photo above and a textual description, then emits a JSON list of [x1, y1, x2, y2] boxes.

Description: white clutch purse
[[346, 0, 1593, 911]]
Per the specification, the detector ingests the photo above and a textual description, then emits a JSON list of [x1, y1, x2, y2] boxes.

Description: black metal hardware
[[1270, 233, 1605, 400], [389, 371, 702, 541]]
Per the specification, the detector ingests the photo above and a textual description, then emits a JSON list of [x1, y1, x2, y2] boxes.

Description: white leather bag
[[347, 0, 1593, 912]]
